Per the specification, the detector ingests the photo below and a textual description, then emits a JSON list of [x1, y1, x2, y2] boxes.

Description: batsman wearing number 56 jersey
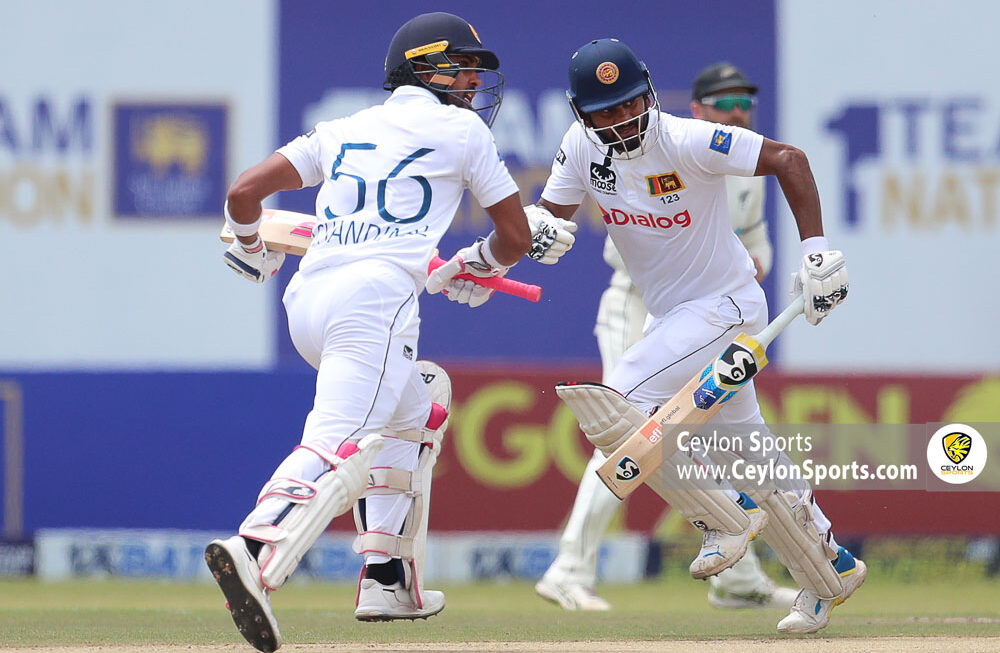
[[532, 38, 863, 634], [203, 13, 575, 653]]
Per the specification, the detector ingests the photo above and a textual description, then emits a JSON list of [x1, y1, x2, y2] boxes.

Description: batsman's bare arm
[[755, 139, 823, 240], [482, 193, 534, 266], [227, 153, 304, 246], [537, 198, 580, 222]]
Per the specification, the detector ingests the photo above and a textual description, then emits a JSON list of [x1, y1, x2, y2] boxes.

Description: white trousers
[[547, 280, 833, 588], [241, 260, 429, 549]]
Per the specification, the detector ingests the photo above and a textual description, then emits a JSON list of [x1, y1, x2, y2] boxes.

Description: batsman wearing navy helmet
[[530, 38, 862, 634], [204, 12, 578, 652]]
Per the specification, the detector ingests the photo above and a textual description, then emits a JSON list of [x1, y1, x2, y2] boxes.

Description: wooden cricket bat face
[[596, 332, 769, 498]]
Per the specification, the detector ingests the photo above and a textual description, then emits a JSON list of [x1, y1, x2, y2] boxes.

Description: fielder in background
[[530, 38, 863, 634], [205, 13, 573, 652], [535, 61, 793, 613]]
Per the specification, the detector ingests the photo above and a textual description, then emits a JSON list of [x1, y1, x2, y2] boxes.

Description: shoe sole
[[355, 604, 445, 622], [691, 511, 768, 580], [205, 542, 281, 652]]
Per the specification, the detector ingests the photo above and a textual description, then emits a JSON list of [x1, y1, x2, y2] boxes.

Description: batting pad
[[239, 433, 384, 590], [353, 360, 451, 607], [759, 490, 843, 599], [556, 381, 749, 534], [555, 382, 653, 453]]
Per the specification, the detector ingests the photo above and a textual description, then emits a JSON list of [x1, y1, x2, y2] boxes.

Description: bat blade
[[219, 209, 313, 255], [595, 299, 804, 500]]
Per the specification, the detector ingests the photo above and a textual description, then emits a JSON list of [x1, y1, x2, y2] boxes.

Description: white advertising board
[[0, 1, 277, 369], [777, 0, 1000, 372]]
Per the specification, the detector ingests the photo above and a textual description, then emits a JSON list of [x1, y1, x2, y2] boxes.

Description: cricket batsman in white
[[536, 62, 795, 612], [529, 38, 864, 634], [204, 13, 574, 652]]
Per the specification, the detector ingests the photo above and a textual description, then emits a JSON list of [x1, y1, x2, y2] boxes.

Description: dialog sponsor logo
[[601, 206, 692, 231]]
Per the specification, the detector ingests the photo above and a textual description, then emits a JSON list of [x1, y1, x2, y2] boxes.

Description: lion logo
[[943, 431, 972, 464]]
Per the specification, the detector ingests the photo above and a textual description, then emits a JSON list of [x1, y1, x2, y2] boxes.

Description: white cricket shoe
[[690, 494, 768, 580], [535, 576, 612, 611], [205, 536, 282, 653], [354, 578, 446, 621], [708, 577, 799, 610], [777, 548, 867, 634]]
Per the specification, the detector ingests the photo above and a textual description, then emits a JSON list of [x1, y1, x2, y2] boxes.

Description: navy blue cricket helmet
[[383, 12, 504, 126], [567, 38, 660, 159]]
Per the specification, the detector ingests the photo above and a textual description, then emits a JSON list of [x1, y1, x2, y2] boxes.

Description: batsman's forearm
[[775, 148, 824, 240], [484, 193, 533, 265]]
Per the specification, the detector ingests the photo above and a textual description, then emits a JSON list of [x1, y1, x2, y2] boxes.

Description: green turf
[[1, 569, 998, 646]]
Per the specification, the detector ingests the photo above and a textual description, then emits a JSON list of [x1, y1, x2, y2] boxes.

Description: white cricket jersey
[[277, 86, 518, 285], [543, 113, 764, 318]]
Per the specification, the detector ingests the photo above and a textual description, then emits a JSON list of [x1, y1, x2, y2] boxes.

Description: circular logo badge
[[596, 62, 619, 85], [926, 423, 987, 484]]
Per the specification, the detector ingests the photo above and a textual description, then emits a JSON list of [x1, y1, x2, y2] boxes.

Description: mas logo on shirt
[[590, 156, 617, 194], [646, 171, 685, 197], [555, 148, 566, 165], [710, 129, 732, 155]]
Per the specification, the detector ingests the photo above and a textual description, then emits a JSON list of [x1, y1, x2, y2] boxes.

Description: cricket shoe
[[354, 578, 446, 621], [689, 493, 768, 580], [535, 576, 612, 611], [205, 536, 282, 652], [708, 577, 799, 610], [776, 547, 867, 634]]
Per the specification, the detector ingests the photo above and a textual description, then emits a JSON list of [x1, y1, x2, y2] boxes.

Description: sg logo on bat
[[616, 456, 641, 481], [714, 334, 765, 389]]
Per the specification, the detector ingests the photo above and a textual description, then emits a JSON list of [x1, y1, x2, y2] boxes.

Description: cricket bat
[[595, 294, 806, 500], [220, 209, 543, 302]]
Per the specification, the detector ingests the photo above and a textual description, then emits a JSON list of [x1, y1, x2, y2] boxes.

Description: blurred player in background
[[203, 12, 573, 652], [532, 38, 863, 634], [536, 62, 791, 612]]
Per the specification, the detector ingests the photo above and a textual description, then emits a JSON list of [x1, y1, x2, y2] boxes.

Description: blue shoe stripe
[[833, 546, 857, 575], [737, 492, 759, 511]]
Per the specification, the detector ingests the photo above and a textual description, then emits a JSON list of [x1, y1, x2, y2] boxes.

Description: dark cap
[[691, 62, 757, 100]]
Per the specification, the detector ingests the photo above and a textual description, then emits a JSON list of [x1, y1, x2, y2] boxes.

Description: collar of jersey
[[387, 85, 442, 105]]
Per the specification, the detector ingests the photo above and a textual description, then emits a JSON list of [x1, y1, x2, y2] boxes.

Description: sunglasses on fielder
[[699, 94, 756, 112]]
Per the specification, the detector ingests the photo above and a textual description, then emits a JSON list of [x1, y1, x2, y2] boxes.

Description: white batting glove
[[524, 204, 577, 265], [426, 237, 509, 308], [224, 235, 285, 284], [792, 250, 849, 325]]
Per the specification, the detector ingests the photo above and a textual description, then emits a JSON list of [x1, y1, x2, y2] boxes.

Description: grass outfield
[[1, 570, 998, 647]]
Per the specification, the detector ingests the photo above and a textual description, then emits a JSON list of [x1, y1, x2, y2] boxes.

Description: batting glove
[[224, 235, 285, 284], [792, 250, 848, 325], [524, 204, 577, 265], [426, 237, 509, 308]]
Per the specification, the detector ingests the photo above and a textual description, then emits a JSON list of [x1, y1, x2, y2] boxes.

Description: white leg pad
[[555, 382, 651, 453], [557, 382, 748, 534], [239, 433, 384, 590], [758, 490, 843, 599], [354, 361, 450, 608]]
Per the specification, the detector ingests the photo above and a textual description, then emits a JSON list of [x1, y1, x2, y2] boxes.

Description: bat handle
[[755, 293, 805, 348], [428, 255, 542, 303]]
